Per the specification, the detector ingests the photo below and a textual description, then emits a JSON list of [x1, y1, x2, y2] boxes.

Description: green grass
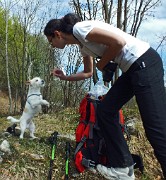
[[0, 107, 164, 180]]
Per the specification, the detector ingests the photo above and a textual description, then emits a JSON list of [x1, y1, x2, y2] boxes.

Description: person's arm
[[86, 27, 126, 71], [52, 56, 93, 81]]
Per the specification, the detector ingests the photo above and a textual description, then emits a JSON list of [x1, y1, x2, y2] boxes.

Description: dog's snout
[[41, 80, 45, 84]]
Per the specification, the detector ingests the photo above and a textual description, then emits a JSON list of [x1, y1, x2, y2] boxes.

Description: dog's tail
[[7, 116, 20, 123]]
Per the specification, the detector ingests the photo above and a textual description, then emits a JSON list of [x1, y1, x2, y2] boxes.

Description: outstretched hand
[[52, 68, 66, 80]]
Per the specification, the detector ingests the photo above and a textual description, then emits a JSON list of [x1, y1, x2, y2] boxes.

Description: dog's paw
[[43, 100, 50, 107], [19, 136, 24, 139], [7, 116, 12, 120]]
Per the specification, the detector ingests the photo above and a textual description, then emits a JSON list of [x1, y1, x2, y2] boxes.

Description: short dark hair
[[44, 13, 80, 37]]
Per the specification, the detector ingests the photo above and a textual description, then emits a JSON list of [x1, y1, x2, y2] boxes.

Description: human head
[[44, 13, 80, 37]]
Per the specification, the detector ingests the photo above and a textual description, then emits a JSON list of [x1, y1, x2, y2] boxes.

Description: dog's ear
[[25, 80, 31, 85]]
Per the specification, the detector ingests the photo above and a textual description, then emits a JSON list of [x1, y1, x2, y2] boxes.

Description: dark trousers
[[97, 47, 166, 178]]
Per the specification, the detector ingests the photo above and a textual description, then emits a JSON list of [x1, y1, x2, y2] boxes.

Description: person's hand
[[52, 68, 66, 80], [96, 60, 104, 71]]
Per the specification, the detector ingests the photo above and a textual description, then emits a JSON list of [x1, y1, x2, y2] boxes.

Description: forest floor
[[0, 91, 164, 180]]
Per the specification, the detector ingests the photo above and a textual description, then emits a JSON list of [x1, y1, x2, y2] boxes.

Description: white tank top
[[73, 20, 150, 72]]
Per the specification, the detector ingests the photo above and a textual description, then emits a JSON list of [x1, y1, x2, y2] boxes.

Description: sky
[[5, 0, 165, 52], [3, 0, 166, 49], [2, 0, 166, 83], [46, 0, 166, 57], [137, 0, 166, 52]]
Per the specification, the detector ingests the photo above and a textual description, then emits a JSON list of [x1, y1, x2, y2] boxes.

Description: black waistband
[[127, 47, 157, 73]]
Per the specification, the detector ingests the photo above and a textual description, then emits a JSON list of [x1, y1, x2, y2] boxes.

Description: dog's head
[[26, 77, 45, 88]]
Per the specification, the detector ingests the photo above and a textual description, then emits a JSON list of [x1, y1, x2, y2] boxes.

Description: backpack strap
[[75, 97, 101, 159], [89, 122, 93, 139], [87, 98, 99, 139], [74, 98, 98, 157], [74, 136, 87, 158], [132, 154, 144, 173]]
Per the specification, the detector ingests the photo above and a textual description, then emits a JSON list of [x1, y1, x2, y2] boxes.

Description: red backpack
[[74, 94, 125, 173]]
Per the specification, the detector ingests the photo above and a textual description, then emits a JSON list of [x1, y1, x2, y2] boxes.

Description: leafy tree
[[70, 0, 161, 84]]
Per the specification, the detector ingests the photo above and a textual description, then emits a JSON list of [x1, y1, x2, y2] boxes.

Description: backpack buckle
[[82, 158, 96, 168]]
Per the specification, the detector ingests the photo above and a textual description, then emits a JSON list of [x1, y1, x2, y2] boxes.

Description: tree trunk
[[5, 9, 13, 114]]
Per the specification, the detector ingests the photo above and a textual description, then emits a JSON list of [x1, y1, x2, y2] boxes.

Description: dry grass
[[0, 94, 164, 180], [0, 91, 10, 115], [0, 91, 21, 117], [0, 112, 106, 180]]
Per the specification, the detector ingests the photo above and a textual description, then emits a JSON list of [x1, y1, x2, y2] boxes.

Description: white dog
[[7, 77, 49, 139]]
